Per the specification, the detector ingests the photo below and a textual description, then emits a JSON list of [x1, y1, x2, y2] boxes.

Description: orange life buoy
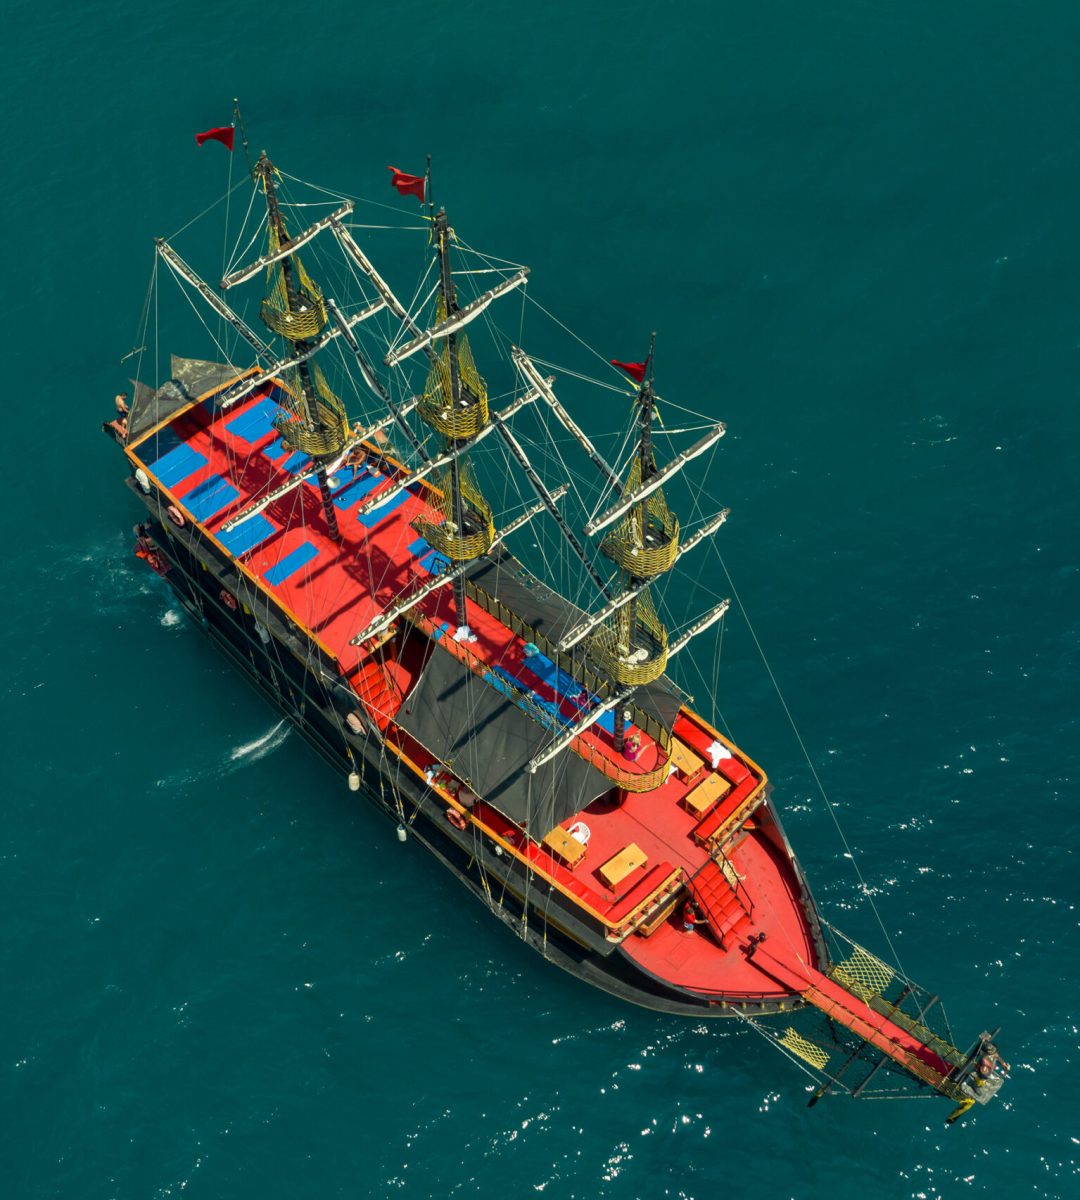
[[446, 807, 467, 831], [220, 589, 238, 611], [167, 504, 186, 528]]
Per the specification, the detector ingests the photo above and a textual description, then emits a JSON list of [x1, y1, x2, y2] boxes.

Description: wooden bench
[[606, 863, 681, 924], [682, 772, 732, 819], [693, 777, 759, 846]]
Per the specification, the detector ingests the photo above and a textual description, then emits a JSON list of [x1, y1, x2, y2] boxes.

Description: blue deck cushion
[[520, 651, 616, 733], [150, 443, 208, 488], [408, 535, 450, 574], [357, 489, 409, 528], [418, 549, 452, 575], [216, 513, 276, 556], [263, 438, 291, 462], [182, 474, 241, 521], [331, 470, 385, 509], [264, 541, 320, 585], [225, 397, 282, 443], [282, 451, 312, 474]]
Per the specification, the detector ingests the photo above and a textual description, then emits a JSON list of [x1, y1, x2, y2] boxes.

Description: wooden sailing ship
[[106, 129, 1006, 1118]]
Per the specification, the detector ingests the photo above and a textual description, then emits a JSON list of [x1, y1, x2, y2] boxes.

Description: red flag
[[388, 165, 426, 202], [195, 126, 235, 150], [611, 359, 648, 383]]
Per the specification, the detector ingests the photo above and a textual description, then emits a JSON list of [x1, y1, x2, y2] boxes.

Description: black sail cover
[[466, 548, 685, 734], [128, 356, 238, 440], [396, 641, 613, 834]]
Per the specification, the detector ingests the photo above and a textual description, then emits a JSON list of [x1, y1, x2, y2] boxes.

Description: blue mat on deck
[[226, 398, 281, 443], [418, 550, 451, 574], [182, 474, 241, 521], [264, 541, 319, 586], [520, 652, 616, 733], [357, 489, 409, 528], [407, 536, 451, 575], [150, 443, 208, 488], [142, 424, 184, 465], [263, 438, 290, 462], [282, 451, 312, 474], [522, 651, 582, 698], [216, 513, 276, 556], [331, 470, 384, 509], [326, 466, 362, 489]]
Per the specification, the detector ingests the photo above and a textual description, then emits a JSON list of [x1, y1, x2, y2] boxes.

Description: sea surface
[[2, 2, 1078, 1197]]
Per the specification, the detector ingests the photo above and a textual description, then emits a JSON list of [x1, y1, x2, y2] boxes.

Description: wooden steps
[[687, 859, 753, 947], [351, 660, 398, 730]]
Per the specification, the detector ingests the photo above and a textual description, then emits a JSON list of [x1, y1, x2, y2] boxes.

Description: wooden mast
[[613, 334, 656, 753], [434, 206, 472, 630], [253, 151, 341, 540]]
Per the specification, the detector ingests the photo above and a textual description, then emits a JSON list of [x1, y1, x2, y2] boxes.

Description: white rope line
[[714, 550, 908, 979], [527, 355, 635, 396], [342, 222, 430, 232], [166, 178, 249, 242], [226, 209, 268, 280], [277, 169, 426, 218]]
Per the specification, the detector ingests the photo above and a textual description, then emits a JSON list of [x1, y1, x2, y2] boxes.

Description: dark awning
[[466, 546, 686, 735], [395, 637, 612, 833]]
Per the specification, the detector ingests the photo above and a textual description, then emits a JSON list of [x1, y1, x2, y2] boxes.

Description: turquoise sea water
[[3, 2, 1078, 1196]]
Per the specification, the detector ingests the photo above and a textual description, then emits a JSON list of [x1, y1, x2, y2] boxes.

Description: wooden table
[[683, 772, 732, 819], [542, 826, 588, 869], [598, 842, 649, 889], [669, 738, 705, 779]]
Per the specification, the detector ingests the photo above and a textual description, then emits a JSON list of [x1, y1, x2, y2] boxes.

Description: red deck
[[130, 384, 823, 1006]]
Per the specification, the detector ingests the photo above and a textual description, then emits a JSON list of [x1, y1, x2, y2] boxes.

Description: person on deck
[[681, 900, 707, 933], [977, 1036, 1010, 1077]]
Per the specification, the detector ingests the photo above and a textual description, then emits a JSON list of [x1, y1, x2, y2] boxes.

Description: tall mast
[[612, 335, 657, 751], [407, 205, 497, 633], [435, 209, 468, 627], [588, 336, 680, 755], [253, 151, 342, 540]]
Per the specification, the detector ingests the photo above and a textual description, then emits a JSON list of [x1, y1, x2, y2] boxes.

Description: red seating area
[[693, 776, 759, 846], [606, 862, 680, 924], [717, 757, 751, 786]]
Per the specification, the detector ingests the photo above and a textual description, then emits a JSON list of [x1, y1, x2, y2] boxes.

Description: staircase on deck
[[687, 857, 754, 947], [351, 659, 399, 730]]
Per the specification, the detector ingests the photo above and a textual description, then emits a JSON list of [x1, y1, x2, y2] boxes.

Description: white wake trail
[[229, 719, 290, 762]]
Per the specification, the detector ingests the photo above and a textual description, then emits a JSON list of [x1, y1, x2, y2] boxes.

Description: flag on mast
[[388, 165, 427, 202], [611, 359, 648, 383], [195, 126, 235, 150]]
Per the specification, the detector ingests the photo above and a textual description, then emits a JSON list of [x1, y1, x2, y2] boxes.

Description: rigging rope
[[714, 551, 909, 980], [167, 178, 248, 242]]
